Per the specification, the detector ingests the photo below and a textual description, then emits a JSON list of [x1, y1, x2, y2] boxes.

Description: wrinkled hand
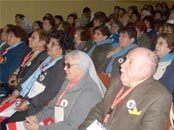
[[24, 116, 39, 130], [15, 100, 28, 112], [8, 74, 17, 87], [1, 95, 17, 105]]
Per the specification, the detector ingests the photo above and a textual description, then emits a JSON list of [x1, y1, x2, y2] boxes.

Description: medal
[[118, 58, 124, 64], [26, 62, 31, 66], [0, 56, 5, 63], [60, 99, 68, 107], [127, 100, 136, 110], [39, 74, 45, 81]]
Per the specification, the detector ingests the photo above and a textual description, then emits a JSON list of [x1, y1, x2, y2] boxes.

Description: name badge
[[87, 120, 107, 130], [54, 106, 64, 123], [27, 81, 46, 98]]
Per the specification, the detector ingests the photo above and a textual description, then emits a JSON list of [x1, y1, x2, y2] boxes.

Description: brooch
[[127, 100, 142, 116]]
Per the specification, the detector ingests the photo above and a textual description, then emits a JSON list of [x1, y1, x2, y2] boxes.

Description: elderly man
[[23, 50, 106, 130], [80, 47, 172, 130]]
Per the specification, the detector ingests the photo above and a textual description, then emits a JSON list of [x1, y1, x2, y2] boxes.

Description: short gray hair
[[147, 51, 159, 75]]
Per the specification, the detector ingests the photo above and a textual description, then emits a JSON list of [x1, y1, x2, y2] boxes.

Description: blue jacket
[[0, 41, 29, 83], [160, 60, 174, 96]]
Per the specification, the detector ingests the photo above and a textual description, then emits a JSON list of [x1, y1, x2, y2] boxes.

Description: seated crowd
[[0, 2, 174, 130]]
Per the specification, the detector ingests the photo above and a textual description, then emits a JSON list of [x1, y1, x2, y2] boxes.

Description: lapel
[[108, 77, 155, 124]]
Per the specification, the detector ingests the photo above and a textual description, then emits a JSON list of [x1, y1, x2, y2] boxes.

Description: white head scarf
[[67, 50, 106, 97], [23, 17, 32, 34]]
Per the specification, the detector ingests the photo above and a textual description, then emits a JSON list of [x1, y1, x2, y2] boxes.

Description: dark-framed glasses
[[63, 63, 79, 69]]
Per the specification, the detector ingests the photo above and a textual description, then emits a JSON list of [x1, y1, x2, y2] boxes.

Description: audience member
[[88, 25, 112, 68], [153, 33, 174, 97], [80, 47, 172, 130], [74, 26, 92, 51], [0, 30, 74, 130], [32, 21, 43, 32], [24, 50, 106, 130], [0, 25, 29, 83], [135, 21, 152, 49], [99, 26, 137, 77]]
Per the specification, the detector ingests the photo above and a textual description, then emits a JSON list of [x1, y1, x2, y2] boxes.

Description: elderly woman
[[0, 30, 74, 129], [73, 26, 92, 51], [43, 16, 55, 33], [0, 24, 13, 55], [153, 33, 174, 96], [24, 50, 106, 130], [7, 29, 49, 88], [0, 29, 48, 101], [0, 25, 29, 83], [15, 14, 32, 34]]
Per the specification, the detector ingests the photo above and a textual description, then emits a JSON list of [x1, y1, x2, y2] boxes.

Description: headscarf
[[23, 17, 32, 34], [78, 50, 106, 97]]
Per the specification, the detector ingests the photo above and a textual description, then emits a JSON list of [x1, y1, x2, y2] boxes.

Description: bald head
[[120, 47, 158, 87], [132, 47, 158, 73]]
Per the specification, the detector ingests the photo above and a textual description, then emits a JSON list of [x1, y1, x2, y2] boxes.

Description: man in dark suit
[[80, 47, 172, 130]]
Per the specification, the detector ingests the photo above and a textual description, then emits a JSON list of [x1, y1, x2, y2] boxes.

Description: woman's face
[[43, 19, 52, 31], [119, 32, 133, 47], [67, 16, 74, 25], [28, 31, 43, 50], [93, 19, 101, 27], [93, 30, 107, 43], [1, 26, 8, 42], [47, 38, 62, 59], [64, 56, 81, 82], [55, 18, 61, 26], [74, 30, 81, 44], [32, 22, 40, 31], [6, 32, 20, 46], [131, 14, 138, 23], [155, 37, 171, 57], [111, 23, 119, 34]]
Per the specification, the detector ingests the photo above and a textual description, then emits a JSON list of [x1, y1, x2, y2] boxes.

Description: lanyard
[[1, 42, 22, 56], [1, 48, 10, 56], [55, 83, 75, 106], [20, 51, 34, 67], [103, 86, 134, 125], [39, 59, 52, 73], [56, 79, 80, 106]]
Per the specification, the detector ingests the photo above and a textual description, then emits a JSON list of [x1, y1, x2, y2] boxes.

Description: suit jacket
[[0, 42, 30, 83], [36, 72, 103, 130], [80, 76, 172, 130]]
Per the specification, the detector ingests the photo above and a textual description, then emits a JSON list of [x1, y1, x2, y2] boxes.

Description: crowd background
[[0, 0, 174, 28]]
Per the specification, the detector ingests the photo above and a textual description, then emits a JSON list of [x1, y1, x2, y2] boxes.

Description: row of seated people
[[0, 22, 173, 130]]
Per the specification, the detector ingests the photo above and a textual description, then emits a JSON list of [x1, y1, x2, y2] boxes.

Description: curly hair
[[49, 30, 75, 53]]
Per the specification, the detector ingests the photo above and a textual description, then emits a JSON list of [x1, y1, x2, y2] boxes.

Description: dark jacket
[[0, 42, 29, 83]]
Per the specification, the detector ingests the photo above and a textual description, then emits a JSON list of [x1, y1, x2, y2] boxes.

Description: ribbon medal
[[118, 58, 124, 64], [127, 100, 142, 116], [39, 74, 45, 81]]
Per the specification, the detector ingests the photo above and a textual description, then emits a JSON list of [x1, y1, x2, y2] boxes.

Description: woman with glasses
[[24, 50, 106, 130], [153, 33, 174, 99], [1, 30, 74, 130]]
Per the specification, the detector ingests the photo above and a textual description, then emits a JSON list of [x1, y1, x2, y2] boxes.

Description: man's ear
[[141, 65, 150, 78]]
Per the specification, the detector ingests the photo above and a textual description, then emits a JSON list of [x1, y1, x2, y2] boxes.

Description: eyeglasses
[[63, 63, 79, 69]]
